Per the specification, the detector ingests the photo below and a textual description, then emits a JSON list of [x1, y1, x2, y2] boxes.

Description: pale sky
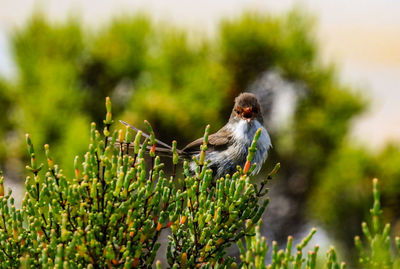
[[1, 0, 400, 149]]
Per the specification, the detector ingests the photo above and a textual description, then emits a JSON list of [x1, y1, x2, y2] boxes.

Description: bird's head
[[232, 92, 263, 124]]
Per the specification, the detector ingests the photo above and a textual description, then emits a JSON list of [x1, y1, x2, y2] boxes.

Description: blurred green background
[[0, 8, 400, 264]]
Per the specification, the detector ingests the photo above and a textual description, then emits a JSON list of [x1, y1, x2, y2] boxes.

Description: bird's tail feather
[[119, 120, 173, 150], [117, 120, 190, 159]]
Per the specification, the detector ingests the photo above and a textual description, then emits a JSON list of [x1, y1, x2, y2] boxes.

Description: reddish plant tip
[[133, 257, 139, 267], [180, 216, 187, 225], [243, 161, 251, 174]]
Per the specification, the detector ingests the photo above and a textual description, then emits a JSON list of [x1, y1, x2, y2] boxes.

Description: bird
[[120, 92, 271, 179]]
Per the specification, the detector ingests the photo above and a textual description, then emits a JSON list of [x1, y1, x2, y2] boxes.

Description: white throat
[[229, 119, 272, 174]]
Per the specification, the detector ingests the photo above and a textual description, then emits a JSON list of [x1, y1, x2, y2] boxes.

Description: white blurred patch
[[249, 70, 300, 131], [0, 27, 16, 79]]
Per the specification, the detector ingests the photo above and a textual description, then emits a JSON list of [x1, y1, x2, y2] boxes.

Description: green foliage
[[0, 98, 280, 268], [0, 80, 13, 165], [1, 100, 176, 267], [238, 221, 348, 269], [236, 178, 400, 269], [309, 143, 400, 248], [220, 10, 316, 90], [308, 145, 373, 244], [7, 13, 89, 177], [354, 178, 400, 268], [239, 223, 348, 269]]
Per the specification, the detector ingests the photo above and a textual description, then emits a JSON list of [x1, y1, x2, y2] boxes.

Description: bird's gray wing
[[182, 126, 232, 156]]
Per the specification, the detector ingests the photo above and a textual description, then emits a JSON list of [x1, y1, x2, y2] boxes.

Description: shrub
[[0, 98, 279, 268], [354, 178, 400, 268]]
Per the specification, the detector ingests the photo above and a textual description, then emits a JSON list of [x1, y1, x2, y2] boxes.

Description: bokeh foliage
[[0, 9, 399, 262]]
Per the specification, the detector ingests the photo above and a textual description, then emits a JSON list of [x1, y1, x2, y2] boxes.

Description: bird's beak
[[242, 107, 254, 122]]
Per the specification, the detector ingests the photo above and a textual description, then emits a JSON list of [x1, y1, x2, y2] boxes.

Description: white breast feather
[[229, 119, 271, 175], [190, 119, 271, 177]]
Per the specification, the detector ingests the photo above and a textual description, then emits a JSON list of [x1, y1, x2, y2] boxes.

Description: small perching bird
[[121, 92, 271, 178]]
